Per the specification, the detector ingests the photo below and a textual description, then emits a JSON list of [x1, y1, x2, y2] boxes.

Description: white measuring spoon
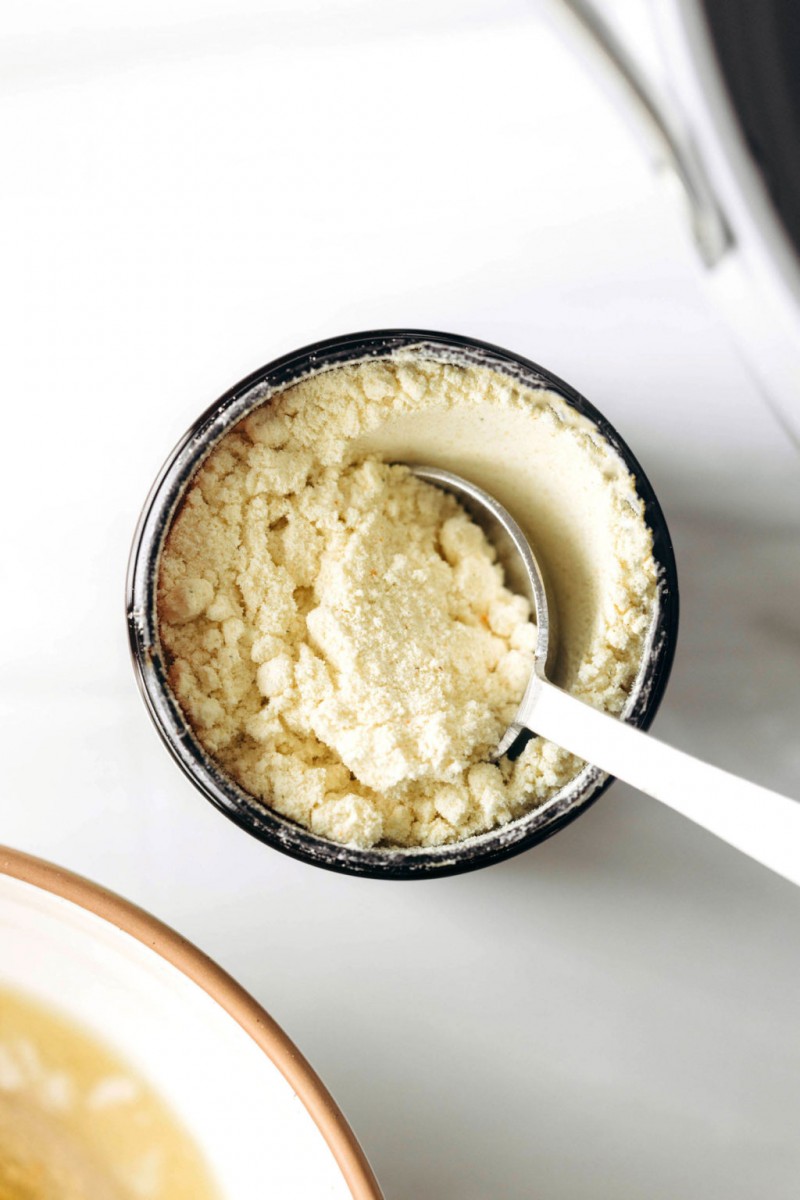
[[410, 465, 800, 887]]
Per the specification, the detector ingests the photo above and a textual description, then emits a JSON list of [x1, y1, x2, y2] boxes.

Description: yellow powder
[[158, 357, 658, 849]]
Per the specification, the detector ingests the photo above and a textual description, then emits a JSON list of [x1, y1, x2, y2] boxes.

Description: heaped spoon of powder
[[161, 458, 544, 850], [411, 465, 800, 888]]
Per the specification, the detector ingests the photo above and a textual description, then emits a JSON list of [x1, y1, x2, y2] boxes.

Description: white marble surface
[[1, 3, 799, 1197]]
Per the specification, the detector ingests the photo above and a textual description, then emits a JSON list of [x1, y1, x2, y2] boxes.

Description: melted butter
[[0, 988, 219, 1200]]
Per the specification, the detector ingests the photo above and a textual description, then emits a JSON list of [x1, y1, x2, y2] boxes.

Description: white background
[[1, 2, 799, 1197]]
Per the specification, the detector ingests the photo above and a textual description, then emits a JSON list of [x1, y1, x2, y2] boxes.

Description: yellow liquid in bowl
[[0, 987, 219, 1200]]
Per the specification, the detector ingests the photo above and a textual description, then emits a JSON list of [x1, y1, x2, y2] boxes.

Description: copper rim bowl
[[0, 845, 382, 1196], [126, 330, 679, 880]]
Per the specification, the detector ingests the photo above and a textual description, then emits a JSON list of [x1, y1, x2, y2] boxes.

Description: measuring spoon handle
[[520, 676, 800, 887]]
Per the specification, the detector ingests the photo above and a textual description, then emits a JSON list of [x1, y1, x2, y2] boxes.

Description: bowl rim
[[127, 328, 679, 880], [0, 844, 383, 1199]]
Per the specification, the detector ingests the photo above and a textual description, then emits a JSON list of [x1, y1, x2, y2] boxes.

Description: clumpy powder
[[158, 356, 658, 849]]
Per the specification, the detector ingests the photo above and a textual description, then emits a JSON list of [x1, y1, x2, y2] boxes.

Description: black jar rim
[[126, 329, 679, 880]]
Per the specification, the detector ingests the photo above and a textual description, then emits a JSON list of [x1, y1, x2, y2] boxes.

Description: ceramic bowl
[[0, 846, 382, 1197]]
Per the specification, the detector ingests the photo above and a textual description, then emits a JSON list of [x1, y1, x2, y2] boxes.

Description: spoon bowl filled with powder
[[127, 331, 678, 878]]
